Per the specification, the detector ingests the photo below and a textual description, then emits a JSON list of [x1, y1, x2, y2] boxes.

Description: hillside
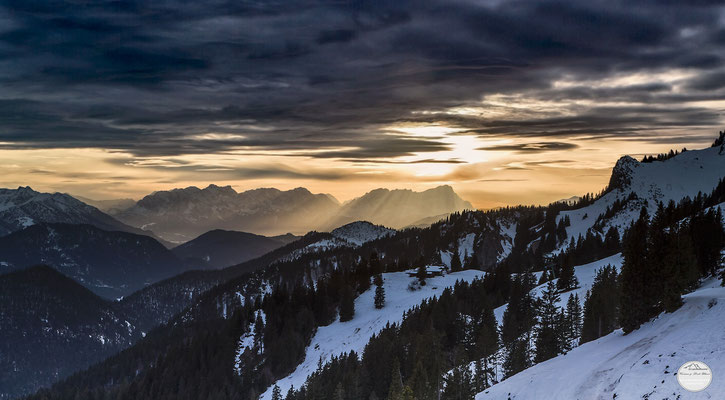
[[0, 266, 141, 400], [558, 146, 725, 248], [479, 276, 725, 399], [260, 268, 484, 399], [0, 223, 185, 298], [172, 229, 299, 269]]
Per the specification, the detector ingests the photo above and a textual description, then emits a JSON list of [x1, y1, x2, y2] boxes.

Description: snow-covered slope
[[259, 268, 484, 399], [494, 254, 624, 324], [479, 276, 725, 400], [558, 146, 725, 247], [330, 221, 395, 246]]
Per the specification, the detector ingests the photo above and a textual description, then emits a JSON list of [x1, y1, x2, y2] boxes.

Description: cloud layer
[[0, 0, 724, 205]]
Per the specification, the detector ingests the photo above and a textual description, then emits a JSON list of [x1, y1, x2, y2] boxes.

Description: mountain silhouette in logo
[[684, 362, 707, 371]]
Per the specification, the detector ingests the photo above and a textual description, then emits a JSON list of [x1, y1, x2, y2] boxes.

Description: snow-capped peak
[[331, 221, 395, 246]]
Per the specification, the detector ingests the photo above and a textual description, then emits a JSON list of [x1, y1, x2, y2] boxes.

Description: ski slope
[[260, 268, 484, 399]]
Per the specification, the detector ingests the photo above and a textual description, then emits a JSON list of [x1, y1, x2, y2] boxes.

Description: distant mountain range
[[111, 184, 471, 242], [325, 185, 472, 230], [72, 195, 136, 215], [114, 185, 340, 242]]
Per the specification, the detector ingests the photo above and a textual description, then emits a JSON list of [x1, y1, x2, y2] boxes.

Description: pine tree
[[564, 293, 582, 341], [374, 275, 386, 309], [442, 365, 474, 400], [619, 208, 655, 333], [501, 273, 536, 377], [272, 385, 282, 400], [537, 270, 549, 286], [387, 358, 403, 400], [557, 258, 578, 292], [334, 382, 345, 400], [582, 266, 619, 342], [534, 280, 565, 363], [416, 264, 427, 285], [474, 302, 499, 388], [503, 339, 530, 378], [253, 312, 264, 346], [660, 224, 698, 312], [464, 252, 479, 269], [340, 285, 355, 322], [450, 246, 462, 272]]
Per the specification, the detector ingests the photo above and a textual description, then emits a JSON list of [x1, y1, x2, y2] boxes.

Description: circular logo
[[677, 361, 713, 392]]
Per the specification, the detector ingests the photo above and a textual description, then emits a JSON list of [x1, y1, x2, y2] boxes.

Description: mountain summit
[[0, 187, 151, 238], [116, 185, 340, 241], [324, 185, 472, 230]]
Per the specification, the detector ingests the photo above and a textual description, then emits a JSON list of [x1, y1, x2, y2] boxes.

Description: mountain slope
[[172, 229, 299, 269], [558, 146, 725, 247], [326, 185, 472, 230], [260, 268, 484, 399], [0, 186, 166, 242], [0, 266, 141, 400], [72, 195, 136, 215], [117, 185, 340, 241], [0, 223, 185, 298], [330, 221, 395, 246], [478, 276, 725, 400]]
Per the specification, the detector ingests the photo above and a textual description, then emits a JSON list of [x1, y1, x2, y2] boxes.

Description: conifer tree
[[538, 270, 549, 286], [387, 358, 403, 400], [582, 266, 619, 342], [557, 258, 578, 292], [450, 246, 462, 272], [464, 252, 479, 269], [564, 293, 582, 341], [501, 273, 536, 377], [474, 302, 499, 388], [442, 365, 474, 400], [374, 274, 386, 309], [660, 224, 698, 312], [340, 285, 355, 322], [272, 385, 282, 400], [534, 280, 565, 363], [334, 382, 345, 400], [416, 264, 427, 285], [619, 208, 655, 333]]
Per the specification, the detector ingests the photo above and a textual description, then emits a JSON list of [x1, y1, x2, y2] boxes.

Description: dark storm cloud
[[0, 0, 724, 160]]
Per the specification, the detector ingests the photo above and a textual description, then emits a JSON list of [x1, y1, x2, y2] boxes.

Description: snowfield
[[479, 275, 725, 400], [260, 268, 484, 399]]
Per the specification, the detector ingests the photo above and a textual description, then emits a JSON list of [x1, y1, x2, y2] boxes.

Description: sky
[[0, 0, 724, 209]]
